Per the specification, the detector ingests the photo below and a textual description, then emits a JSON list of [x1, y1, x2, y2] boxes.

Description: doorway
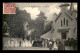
[[61, 33, 66, 39]]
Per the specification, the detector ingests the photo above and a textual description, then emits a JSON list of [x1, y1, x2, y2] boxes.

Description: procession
[[3, 37, 77, 50]]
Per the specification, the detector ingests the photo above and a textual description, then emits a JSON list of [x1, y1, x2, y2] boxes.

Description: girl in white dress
[[14, 40, 18, 47], [31, 40, 34, 45], [21, 41, 23, 47], [17, 41, 19, 47], [53, 41, 58, 50], [5, 41, 8, 47], [22, 41, 26, 47], [28, 41, 32, 47], [3, 42, 6, 47], [25, 40, 29, 47], [7, 40, 11, 47], [11, 40, 14, 47]]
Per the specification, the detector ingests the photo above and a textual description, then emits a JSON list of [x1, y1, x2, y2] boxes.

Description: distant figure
[[11, 40, 14, 47], [21, 40, 23, 47], [58, 41, 65, 50], [43, 40, 47, 48], [42, 40, 44, 47], [27, 40, 32, 47], [5, 41, 8, 47], [73, 40, 77, 50], [32, 40, 38, 47], [14, 41, 17, 47], [45, 39, 48, 48], [17, 41, 19, 47], [48, 40, 53, 50], [53, 41, 58, 50], [21, 41, 25, 47], [19, 40, 22, 47], [7, 40, 11, 47], [67, 38, 70, 46], [31, 40, 34, 45], [14, 40, 19, 47], [25, 40, 29, 47], [39, 40, 42, 47]]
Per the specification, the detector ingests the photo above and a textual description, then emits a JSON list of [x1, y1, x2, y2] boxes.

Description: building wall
[[52, 12, 77, 40]]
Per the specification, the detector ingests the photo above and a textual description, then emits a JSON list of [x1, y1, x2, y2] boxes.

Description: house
[[41, 3, 77, 40]]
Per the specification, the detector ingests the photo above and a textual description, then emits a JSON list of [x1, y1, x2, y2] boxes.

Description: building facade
[[41, 3, 77, 40]]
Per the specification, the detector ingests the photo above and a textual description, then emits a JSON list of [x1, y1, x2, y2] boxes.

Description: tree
[[43, 21, 53, 34], [2, 7, 31, 38], [30, 11, 47, 39]]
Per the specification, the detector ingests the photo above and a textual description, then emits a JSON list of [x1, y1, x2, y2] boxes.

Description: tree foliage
[[2, 7, 31, 38], [3, 8, 53, 39], [30, 11, 53, 39]]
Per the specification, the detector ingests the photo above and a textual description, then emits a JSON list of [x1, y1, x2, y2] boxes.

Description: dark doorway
[[61, 33, 66, 39]]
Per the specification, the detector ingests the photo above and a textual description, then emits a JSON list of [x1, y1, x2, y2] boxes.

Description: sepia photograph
[[2, 2, 77, 50]]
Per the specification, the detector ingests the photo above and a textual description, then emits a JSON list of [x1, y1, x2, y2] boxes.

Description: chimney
[[70, 3, 74, 11]]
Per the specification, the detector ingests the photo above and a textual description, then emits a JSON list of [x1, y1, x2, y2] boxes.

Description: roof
[[55, 12, 73, 22], [55, 13, 62, 22], [40, 30, 53, 39], [64, 12, 73, 20]]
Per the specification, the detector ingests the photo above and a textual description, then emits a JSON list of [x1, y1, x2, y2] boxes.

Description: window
[[61, 20, 62, 26], [66, 19, 68, 26], [64, 18, 65, 25], [61, 33, 66, 39]]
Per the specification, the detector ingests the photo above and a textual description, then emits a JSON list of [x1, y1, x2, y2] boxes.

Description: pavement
[[3, 47, 49, 50], [3, 46, 74, 50]]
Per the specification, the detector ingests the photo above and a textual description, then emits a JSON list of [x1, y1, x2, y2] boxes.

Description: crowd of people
[[64, 38, 77, 50], [3, 37, 77, 50]]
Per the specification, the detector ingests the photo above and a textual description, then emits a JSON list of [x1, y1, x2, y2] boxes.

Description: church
[[41, 3, 77, 40]]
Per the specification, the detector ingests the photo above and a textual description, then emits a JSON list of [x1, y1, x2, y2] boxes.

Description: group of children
[[3, 39, 32, 47]]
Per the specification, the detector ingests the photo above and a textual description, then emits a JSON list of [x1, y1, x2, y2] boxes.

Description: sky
[[16, 3, 77, 21]]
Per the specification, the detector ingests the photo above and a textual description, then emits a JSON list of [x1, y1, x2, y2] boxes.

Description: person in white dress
[[28, 40, 32, 47], [25, 40, 29, 47], [14, 40, 19, 47], [31, 40, 34, 45], [11, 40, 14, 47], [7, 40, 11, 47], [53, 41, 58, 50], [17, 41, 19, 47], [5, 41, 8, 47], [22, 41, 26, 47], [3, 42, 6, 47], [21, 40, 23, 47]]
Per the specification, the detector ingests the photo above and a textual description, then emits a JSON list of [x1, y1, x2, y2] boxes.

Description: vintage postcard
[[2, 2, 77, 50]]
